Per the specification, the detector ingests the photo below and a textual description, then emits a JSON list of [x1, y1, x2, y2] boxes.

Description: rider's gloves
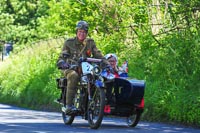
[[57, 60, 70, 69], [79, 57, 86, 63], [62, 62, 70, 69]]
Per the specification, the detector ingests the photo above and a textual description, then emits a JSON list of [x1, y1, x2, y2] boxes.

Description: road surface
[[0, 104, 199, 133]]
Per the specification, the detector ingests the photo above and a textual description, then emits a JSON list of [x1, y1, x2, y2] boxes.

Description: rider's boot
[[62, 105, 78, 114]]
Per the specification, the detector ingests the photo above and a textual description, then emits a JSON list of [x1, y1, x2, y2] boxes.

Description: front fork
[[87, 78, 104, 100], [87, 82, 92, 101]]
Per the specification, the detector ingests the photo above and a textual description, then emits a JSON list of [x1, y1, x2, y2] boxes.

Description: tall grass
[[0, 38, 64, 110]]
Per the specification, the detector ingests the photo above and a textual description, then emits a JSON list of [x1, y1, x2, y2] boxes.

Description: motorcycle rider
[[57, 20, 110, 114]]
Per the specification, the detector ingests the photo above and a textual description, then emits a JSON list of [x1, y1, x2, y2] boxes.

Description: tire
[[62, 112, 75, 125], [127, 112, 141, 127], [87, 87, 105, 129]]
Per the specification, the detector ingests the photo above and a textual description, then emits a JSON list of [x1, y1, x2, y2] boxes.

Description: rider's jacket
[[57, 37, 109, 67]]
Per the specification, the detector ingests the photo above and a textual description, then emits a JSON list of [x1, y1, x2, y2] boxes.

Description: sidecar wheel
[[127, 112, 141, 127], [88, 87, 105, 129], [62, 112, 75, 125]]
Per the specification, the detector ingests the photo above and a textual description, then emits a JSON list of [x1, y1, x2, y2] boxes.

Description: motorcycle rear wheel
[[88, 87, 105, 129]]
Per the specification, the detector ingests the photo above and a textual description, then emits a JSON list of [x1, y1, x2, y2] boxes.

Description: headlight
[[92, 66, 101, 75]]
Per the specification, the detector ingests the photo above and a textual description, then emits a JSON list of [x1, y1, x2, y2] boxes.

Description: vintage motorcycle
[[56, 54, 108, 129], [56, 54, 145, 128]]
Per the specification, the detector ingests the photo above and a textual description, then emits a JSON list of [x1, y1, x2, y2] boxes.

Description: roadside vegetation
[[0, 0, 199, 127]]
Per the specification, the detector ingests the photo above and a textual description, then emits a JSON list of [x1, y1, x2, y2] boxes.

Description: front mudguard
[[95, 79, 104, 88]]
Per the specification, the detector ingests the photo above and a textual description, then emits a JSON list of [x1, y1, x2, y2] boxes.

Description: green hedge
[[0, 39, 62, 110], [0, 34, 199, 127]]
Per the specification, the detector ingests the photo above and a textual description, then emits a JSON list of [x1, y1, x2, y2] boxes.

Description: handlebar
[[85, 58, 102, 63], [68, 64, 78, 70], [79, 57, 102, 63], [59, 57, 103, 72], [61, 52, 102, 63]]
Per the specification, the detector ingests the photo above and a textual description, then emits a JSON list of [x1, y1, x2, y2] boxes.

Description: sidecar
[[104, 77, 145, 127]]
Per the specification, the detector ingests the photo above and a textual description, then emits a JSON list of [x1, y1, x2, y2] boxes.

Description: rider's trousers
[[64, 69, 79, 106]]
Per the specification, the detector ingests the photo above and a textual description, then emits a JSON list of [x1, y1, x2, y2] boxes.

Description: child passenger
[[104, 53, 128, 113], [105, 53, 128, 77]]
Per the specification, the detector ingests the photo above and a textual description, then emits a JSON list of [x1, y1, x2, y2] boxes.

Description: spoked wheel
[[88, 87, 105, 129], [62, 111, 75, 125], [127, 112, 141, 127]]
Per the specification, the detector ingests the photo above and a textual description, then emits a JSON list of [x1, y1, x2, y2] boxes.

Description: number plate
[[81, 62, 94, 74]]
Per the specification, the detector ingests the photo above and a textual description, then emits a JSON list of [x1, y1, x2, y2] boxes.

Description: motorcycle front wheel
[[62, 111, 75, 125], [87, 87, 105, 129]]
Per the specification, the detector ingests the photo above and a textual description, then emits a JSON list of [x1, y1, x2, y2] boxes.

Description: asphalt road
[[0, 104, 199, 133]]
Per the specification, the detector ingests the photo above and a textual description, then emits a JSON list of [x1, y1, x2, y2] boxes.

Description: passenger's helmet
[[76, 20, 89, 32], [105, 53, 118, 65]]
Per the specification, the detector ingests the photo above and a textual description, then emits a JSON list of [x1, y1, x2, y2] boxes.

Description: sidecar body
[[114, 77, 145, 106], [105, 77, 145, 117]]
